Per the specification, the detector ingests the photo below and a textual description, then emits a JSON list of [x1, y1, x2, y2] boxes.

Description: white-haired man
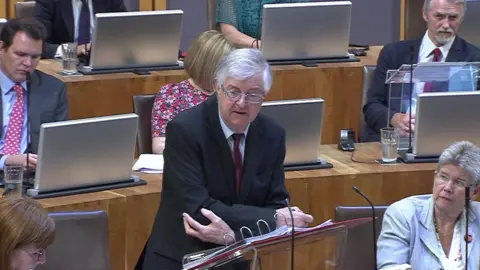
[[138, 48, 314, 269], [363, 0, 480, 142]]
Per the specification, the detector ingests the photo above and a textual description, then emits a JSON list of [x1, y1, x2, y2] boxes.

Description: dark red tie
[[232, 134, 243, 193], [423, 48, 442, 92]]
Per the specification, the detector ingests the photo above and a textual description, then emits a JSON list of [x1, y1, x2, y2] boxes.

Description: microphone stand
[[464, 186, 470, 270], [25, 72, 31, 190], [285, 198, 295, 270], [353, 186, 377, 270]]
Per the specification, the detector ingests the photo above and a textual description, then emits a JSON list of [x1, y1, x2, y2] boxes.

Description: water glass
[[381, 127, 399, 163], [61, 43, 78, 74], [4, 165, 23, 197]]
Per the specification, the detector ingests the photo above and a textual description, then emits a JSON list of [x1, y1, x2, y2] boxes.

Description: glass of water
[[381, 127, 399, 163], [61, 43, 78, 75], [4, 165, 23, 197]]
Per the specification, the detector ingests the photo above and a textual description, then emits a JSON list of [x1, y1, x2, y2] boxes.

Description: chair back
[[38, 211, 110, 270], [359, 65, 376, 140], [15, 1, 36, 18], [335, 205, 388, 270], [133, 94, 156, 154], [207, 0, 217, 30]]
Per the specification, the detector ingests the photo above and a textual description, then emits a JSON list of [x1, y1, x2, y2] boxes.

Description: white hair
[[438, 141, 480, 186], [423, 0, 466, 15], [215, 48, 273, 93]]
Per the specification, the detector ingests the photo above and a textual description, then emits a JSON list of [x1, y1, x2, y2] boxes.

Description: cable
[[350, 151, 377, 164]]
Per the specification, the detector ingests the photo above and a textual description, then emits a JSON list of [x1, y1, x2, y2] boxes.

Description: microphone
[[464, 186, 471, 270], [352, 186, 377, 270], [285, 198, 295, 270], [408, 45, 414, 153]]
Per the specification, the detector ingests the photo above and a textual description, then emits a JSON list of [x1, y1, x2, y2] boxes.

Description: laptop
[[261, 98, 324, 166], [27, 114, 139, 196], [79, 10, 183, 73], [412, 92, 480, 157], [261, 1, 352, 61]]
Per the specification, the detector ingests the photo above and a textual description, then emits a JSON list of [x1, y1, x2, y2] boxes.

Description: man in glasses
[[138, 48, 314, 270]]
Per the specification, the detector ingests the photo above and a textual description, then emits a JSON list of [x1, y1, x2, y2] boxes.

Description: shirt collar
[[218, 109, 249, 140], [420, 30, 456, 61], [0, 68, 28, 95]]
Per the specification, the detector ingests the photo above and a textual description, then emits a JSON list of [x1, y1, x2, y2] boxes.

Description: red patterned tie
[[3, 84, 24, 155], [232, 134, 243, 193], [423, 48, 442, 92]]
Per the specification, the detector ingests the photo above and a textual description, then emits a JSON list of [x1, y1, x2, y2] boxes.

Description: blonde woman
[[0, 197, 55, 270], [151, 30, 234, 153]]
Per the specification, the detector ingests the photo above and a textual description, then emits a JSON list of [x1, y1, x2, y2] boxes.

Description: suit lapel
[[60, 0, 75, 40], [446, 36, 464, 62], [419, 197, 444, 263], [238, 120, 263, 203], [92, 0, 106, 13], [205, 96, 236, 200]]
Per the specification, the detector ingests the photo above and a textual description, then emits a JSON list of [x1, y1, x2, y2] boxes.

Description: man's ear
[[422, 8, 429, 23]]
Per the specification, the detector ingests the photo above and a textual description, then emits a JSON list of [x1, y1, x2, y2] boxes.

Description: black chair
[[335, 205, 388, 270], [359, 65, 376, 140], [133, 94, 156, 154], [38, 211, 110, 270], [15, 1, 36, 18]]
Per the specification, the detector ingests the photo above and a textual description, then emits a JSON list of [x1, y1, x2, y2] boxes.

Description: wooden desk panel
[[36, 48, 382, 145]]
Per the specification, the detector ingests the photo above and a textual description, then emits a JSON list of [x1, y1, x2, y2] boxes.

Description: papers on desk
[[132, 154, 164, 173]]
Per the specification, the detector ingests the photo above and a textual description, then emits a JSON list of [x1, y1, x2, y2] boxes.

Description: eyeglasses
[[220, 85, 265, 104], [435, 171, 470, 189], [23, 248, 45, 262]]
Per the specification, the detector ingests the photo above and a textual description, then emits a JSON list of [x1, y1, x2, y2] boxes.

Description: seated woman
[[216, 0, 309, 48], [0, 197, 56, 270], [377, 141, 480, 269], [151, 30, 234, 154]]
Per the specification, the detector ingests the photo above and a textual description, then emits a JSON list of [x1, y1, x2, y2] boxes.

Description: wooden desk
[[36, 48, 381, 144]]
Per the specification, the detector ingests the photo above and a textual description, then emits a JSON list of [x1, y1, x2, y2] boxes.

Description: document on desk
[[132, 154, 164, 173]]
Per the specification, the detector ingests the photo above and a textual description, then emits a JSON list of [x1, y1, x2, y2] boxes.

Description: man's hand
[[275, 206, 314, 228], [5, 154, 37, 169], [390, 113, 416, 136], [183, 208, 235, 245], [76, 43, 91, 56]]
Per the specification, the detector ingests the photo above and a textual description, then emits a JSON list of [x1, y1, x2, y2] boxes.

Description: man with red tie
[[0, 18, 68, 169], [137, 49, 313, 270], [34, 0, 127, 59], [362, 0, 480, 142]]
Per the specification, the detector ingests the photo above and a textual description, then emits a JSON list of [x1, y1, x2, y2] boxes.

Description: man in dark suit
[[34, 0, 127, 59], [0, 18, 68, 169], [362, 0, 480, 142], [138, 49, 313, 269]]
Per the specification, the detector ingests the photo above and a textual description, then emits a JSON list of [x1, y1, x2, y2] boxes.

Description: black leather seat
[[335, 205, 388, 270], [133, 94, 156, 154], [38, 210, 110, 270]]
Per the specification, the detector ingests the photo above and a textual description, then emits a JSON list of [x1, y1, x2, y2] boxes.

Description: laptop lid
[[261, 1, 351, 61], [261, 98, 324, 165], [89, 10, 183, 70], [414, 92, 480, 157], [31, 114, 138, 193]]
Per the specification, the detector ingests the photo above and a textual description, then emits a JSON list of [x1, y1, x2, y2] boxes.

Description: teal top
[[216, 0, 309, 40]]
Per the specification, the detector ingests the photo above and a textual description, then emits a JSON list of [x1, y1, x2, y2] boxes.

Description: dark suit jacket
[[362, 36, 480, 142], [35, 0, 127, 59], [140, 95, 289, 269], [0, 70, 68, 161]]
